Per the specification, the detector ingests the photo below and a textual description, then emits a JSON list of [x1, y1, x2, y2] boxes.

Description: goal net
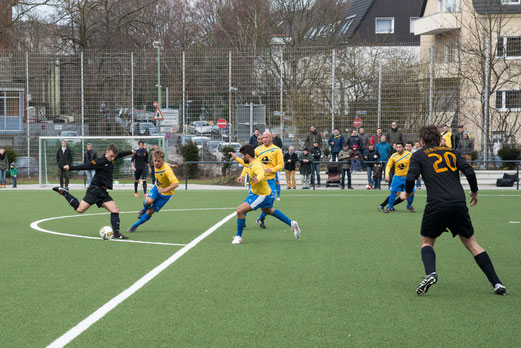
[[38, 136, 166, 187]]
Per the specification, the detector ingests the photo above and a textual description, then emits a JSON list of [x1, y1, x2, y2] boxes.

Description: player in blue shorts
[[126, 150, 179, 232], [230, 144, 300, 244]]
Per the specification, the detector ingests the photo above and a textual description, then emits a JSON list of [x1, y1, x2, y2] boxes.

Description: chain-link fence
[[0, 44, 515, 181]]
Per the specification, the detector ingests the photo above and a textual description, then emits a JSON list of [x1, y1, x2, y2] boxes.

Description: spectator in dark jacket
[[84, 143, 98, 186], [0, 148, 8, 188], [456, 131, 474, 162], [386, 122, 404, 148], [338, 144, 353, 189], [350, 144, 361, 172], [310, 141, 322, 186], [364, 143, 379, 187], [284, 146, 298, 189], [375, 135, 391, 163], [249, 129, 260, 147], [304, 125, 322, 149], [454, 125, 464, 150], [299, 148, 313, 189], [328, 128, 344, 162], [272, 131, 283, 148], [346, 129, 362, 150], [370, 128, 383, 146], [56, 140, 73, 188]]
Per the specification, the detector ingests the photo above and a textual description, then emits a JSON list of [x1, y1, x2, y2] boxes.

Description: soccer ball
[[114, 180, 119, 185], [366, 184, 371, 190], [99, 226, 114, 240]]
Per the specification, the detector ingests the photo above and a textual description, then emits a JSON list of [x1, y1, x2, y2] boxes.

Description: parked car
[[59, 130, 81, 144], [15, 156, 38, 176], [216, 142, 241, 161], [130, 122, 159, 136], [178, 134, 197, 146], [207, 140, 222, 157], [188, 121, 213, 135], [211, 125, 231, 141], [192, 136, 211, 150]]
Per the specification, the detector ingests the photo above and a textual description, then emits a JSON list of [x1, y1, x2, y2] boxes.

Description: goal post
[[38, 136, 166, 187]]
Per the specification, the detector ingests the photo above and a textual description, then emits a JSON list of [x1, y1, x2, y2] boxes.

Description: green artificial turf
[[1, 189, 520, 347]]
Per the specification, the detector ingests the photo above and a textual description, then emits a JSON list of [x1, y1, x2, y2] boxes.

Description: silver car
[[188, 121, 213, 135]]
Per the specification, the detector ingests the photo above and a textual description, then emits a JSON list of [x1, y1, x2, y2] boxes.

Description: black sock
[[394, 197, 403, 206], [143, 181, 147, 194], [111, 213, 120, 234], [380, 196, 389, 207], [474, 251, 501, 285], [134, 182, 138, 193], [63, 191, 80, 210], [421, 246, 436, 275]]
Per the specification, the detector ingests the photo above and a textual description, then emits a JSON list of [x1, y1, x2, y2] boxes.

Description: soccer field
[[1, 189, 521, 346]]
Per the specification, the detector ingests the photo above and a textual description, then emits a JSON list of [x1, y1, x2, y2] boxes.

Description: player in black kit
[[402, 125, 505, 295], [52, 143, 135, 240], [132, 140, 150, 197]]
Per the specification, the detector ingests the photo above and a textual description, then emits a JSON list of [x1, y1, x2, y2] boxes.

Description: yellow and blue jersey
[[154, 163, 179, 196], [238, 144, 283, 180], [385, 150, 412, 177], [242, 158, 271, 196]]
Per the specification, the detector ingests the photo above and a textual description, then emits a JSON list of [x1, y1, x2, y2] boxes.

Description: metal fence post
[[182, 51, 186, 135], [429, 45, 434, 124], [483, 39, 490, 169], [229, 51, 232, 144], [279, 49, 283, 142], [377, 61, 382, 129], [517, 161, 519, 190], [331, 48, 335, 133], [131, 52, 134, 136], [184, 163, 188, 190], [26, 52, 30, 176]]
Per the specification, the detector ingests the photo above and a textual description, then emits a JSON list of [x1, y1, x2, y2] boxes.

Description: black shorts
[[135, 167, 147, 180], [421, 204, 474, 239], [82, 185, 114, 208]]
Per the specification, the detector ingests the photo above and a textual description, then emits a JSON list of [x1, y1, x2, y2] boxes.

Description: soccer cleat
[[384, 208, 392, 213], [134, 193, 139, 197], [276, 197, 280, 201], [232, 236, 243, 244], [291, 221, 301, 240], [378, 205, 384, 212], [126, 226, 138, 233], [256, 218, 266, 229], [112, 233, 129, 240], [137, 208, 145, 219], [416, 272, 438, 295], [494, 283, 506, 295], [407, 206, 417, 213], [144, 193, 147, 197], [52, 186, 68, 195]]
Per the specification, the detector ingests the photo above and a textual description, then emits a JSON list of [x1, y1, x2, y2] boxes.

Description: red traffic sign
[[153, 101, 159, 107], [153, 107, 164, 121], [41, 124, 46, 130], [217, 118, 227, 129], [165, 132, 171, 139], [353, 117, 363, 128]]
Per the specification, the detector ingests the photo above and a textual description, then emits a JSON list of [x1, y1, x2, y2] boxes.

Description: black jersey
[[69, 150, 132, 190], [132, 148, 149, 169], [405, 145, 478, 206]]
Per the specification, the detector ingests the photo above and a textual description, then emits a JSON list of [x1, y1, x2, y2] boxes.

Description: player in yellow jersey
[[126, 150, 179, 233], [236, 131, 284, 229], [230, 144, 300, 244]]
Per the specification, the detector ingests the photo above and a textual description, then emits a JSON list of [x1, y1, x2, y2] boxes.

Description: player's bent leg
[[262, 207, 300, 240], [417, 236, 438, 295], [128, 207, 155, 233], [233, 202, 252, 244], [75, 200, 91, 213], [459, 235, 484, 256], [101, 201, 127, 239]]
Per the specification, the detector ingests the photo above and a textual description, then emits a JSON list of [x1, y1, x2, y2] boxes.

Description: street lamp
[[152, 40, 161, 133]]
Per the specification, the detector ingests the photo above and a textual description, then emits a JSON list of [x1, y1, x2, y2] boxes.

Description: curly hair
[[419, 125, 441, 146]]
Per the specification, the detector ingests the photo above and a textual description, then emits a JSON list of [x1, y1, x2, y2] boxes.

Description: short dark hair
[[406, 141, 413, 146], [419, 125, 441, 146], [395, 142, 405, 147], [107, 143, 119, 154], [153, 150, 165, 159], [138, 140, 144, 145], [458, 125, 463, 129], [240, 144, 255, 158]]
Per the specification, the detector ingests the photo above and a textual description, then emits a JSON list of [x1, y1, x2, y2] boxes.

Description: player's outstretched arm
[[117, 150, 135, 159]]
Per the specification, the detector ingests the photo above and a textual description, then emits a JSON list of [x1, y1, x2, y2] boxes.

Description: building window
[[410, 17, 418, 33], [501, 0, 520, 4], [0, 90, 23, 132], [444, 44, 459, 62], [496, 90, 521, 110], [375, 17, 394, 34], [438, 0, 460, 12], [497, 37, 521, 58]]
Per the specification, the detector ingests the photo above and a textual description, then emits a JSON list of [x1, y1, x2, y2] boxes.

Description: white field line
[[282, 194, 521, 198], [46, 211, 237, 348], [30, 207, 236, 247]]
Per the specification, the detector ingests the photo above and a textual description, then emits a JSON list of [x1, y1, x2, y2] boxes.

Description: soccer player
[[379, 142, 415, 213], [52, 144, 135, 240], [126, 150, 179, 233], [132, 140, 151, 198], [401, 125, 505, 295], [235, 131, 284, 229], [231, 144, 300, 244]]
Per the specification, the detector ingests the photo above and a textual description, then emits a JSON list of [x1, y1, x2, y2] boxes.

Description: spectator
[[328, 128, 345, 162], [0, 148, 8, 188], [350, 144, 362, 173], [373, 163, 382, 190], [272, 131, 283, 148], [83, 143, 98, 186], [386, 122, 404, 148], [346, 129, 362, 150], [364, 143, 379, 188], [284, 146, 298, 189], [304, 125, 322, 149], [299, 148, 313, 189], [310, 141, 322, 186], [338, 144, 353, 189], [441, 138, 447, 147], [454, 125, 464, 150], [149, 143, 160, 184], [9, 163, 17, 188], [370, 128, 383, 146], [249, 129, 260, 147], [359, 127, 370, 170], [375, 135, 391, 163], [56, 140, 73, 189], [441, 125, 453, 148], [456, 131, 474, 162]]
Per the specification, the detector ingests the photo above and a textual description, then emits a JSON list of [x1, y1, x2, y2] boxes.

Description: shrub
[[180, 141, 200, 178], [4, 147, 17, 164], [497, 144, 521, 169], [221, 145, 235, 176], [322, 147, 330, 159], [471, 150, 479, 161]]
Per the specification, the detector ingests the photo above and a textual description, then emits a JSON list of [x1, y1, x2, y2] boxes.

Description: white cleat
[[276, 197, 280, 201], [291, 221, 301, 240], [232, 236, 243, 244]]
